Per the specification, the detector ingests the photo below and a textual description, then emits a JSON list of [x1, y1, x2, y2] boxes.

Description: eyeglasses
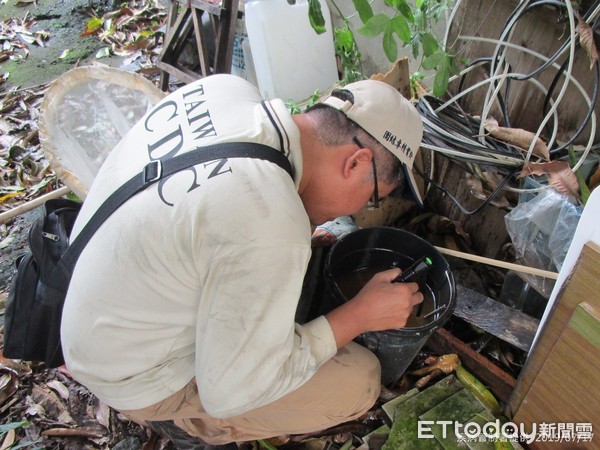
[[353, 136, 380, 210]]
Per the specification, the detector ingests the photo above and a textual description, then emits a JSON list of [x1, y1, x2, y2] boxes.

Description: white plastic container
[[231, 0, 258, 86], [244, 0, 339, 102]]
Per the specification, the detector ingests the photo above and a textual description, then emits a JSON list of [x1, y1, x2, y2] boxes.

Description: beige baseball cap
[[320, 80, 424, 206]]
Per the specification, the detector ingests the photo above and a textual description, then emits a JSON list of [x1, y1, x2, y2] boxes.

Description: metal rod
[[422, 304, 447, 320]]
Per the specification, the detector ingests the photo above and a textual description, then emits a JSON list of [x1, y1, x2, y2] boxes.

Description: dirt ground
[[0, 0, 136, 90]]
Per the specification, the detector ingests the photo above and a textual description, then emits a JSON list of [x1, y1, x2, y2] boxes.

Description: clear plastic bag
[[505, 188, 583, 296]]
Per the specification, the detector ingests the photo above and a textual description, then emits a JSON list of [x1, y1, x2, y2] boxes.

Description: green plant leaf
[[10, 440, 43, 450], [413, 7, 427, 31], [420, 32, 438, 57], [358, 14, 391, 38], [568, 145, 590, 204], [84, 17, 103, 34], [412, 41, 419, 59], [308, 0, 326, 35], [433, 55, 451, 97], [422, 50, 445, 70], [257, 440, 279, 450], [0, 421, 29, 435], [391, 0, 414, 22], [382, 25, 398, 62], [335, 27, 354, 50], [351, 0, 374, 24], [390, 15, 411, 43]]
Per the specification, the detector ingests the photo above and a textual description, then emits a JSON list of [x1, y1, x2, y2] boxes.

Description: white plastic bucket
[[245, 0, 339, 101]]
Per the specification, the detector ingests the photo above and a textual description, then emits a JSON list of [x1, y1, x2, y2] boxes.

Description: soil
[[0, 211, 38, 299]]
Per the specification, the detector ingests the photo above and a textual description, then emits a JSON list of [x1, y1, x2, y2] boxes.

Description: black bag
[[3, 142, 293, 368], [3, 199, 81, 367]]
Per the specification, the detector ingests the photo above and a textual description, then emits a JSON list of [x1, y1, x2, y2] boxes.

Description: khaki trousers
[[120, 342, 381, 445]]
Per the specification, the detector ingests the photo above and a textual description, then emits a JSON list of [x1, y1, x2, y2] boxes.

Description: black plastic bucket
[[324, 227, 456, 386]]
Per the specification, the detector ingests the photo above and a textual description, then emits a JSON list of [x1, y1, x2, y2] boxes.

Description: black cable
[[457, 57, 514, 127], [452, 0, 600, 156], [542, 15, 600, 154], [544, 58, 599, 154], [497, 1, 599, 132], [420, 0, 599, 208], [418, 95, 524, 162], [415, 166, 519, 215]]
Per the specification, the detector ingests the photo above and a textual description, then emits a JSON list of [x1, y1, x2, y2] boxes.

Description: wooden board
[[512, 302, 600, 449], [508, 242, 600, 418], [454, 284, 539, 352], [426, 328, 516, 404]]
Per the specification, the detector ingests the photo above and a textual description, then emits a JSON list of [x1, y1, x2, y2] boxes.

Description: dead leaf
[[484, 117, 550, 161], [95, 47, 111, 59], [46, 379, 69, 400], [81, 17, 103, 36], [464, 172, 512, 209], [25, 396, 45, 417], [0, 429, 15, 450], [0, 369, 19, 407], [0, 356, 32, 377], [31, 384, 75, 425], [94, 399, 111, 429], [519, 161, 581, 199], [577, 13, 599, 69], [427, 215, 472, 247]]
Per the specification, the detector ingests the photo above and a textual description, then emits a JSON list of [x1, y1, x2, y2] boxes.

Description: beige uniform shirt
[[61, 74, 337, 418]]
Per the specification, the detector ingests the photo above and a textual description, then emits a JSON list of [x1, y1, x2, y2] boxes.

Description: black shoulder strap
[[61, 142, 293, 273]]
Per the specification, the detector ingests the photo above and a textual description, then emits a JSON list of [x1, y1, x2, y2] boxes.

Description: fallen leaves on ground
[[0, 355, 158, 449], [0, 12, 50, 88], [82, 0, 166, 64], [0, 2, 171, 448], [0, 84, 60, 214]]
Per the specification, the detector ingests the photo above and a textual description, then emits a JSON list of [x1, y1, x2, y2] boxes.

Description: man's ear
[[343, 147, 373, 178]]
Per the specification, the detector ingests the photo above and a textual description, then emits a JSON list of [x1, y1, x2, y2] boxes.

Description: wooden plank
[[513, 303, 600, 449], [155, 61, 199, 85], [156, 0, 237, 87], [159, 0, 181, 90], [454, 285, 540, 352], [191, 7, 210, 76], [214, 0, 237, 74], [507, 242, 600, 417], [425, 328, 516, 405], [189, 0, 223, 16]]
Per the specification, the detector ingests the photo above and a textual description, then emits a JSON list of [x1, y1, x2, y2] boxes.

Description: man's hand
[[325, 268, 424, 349]]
